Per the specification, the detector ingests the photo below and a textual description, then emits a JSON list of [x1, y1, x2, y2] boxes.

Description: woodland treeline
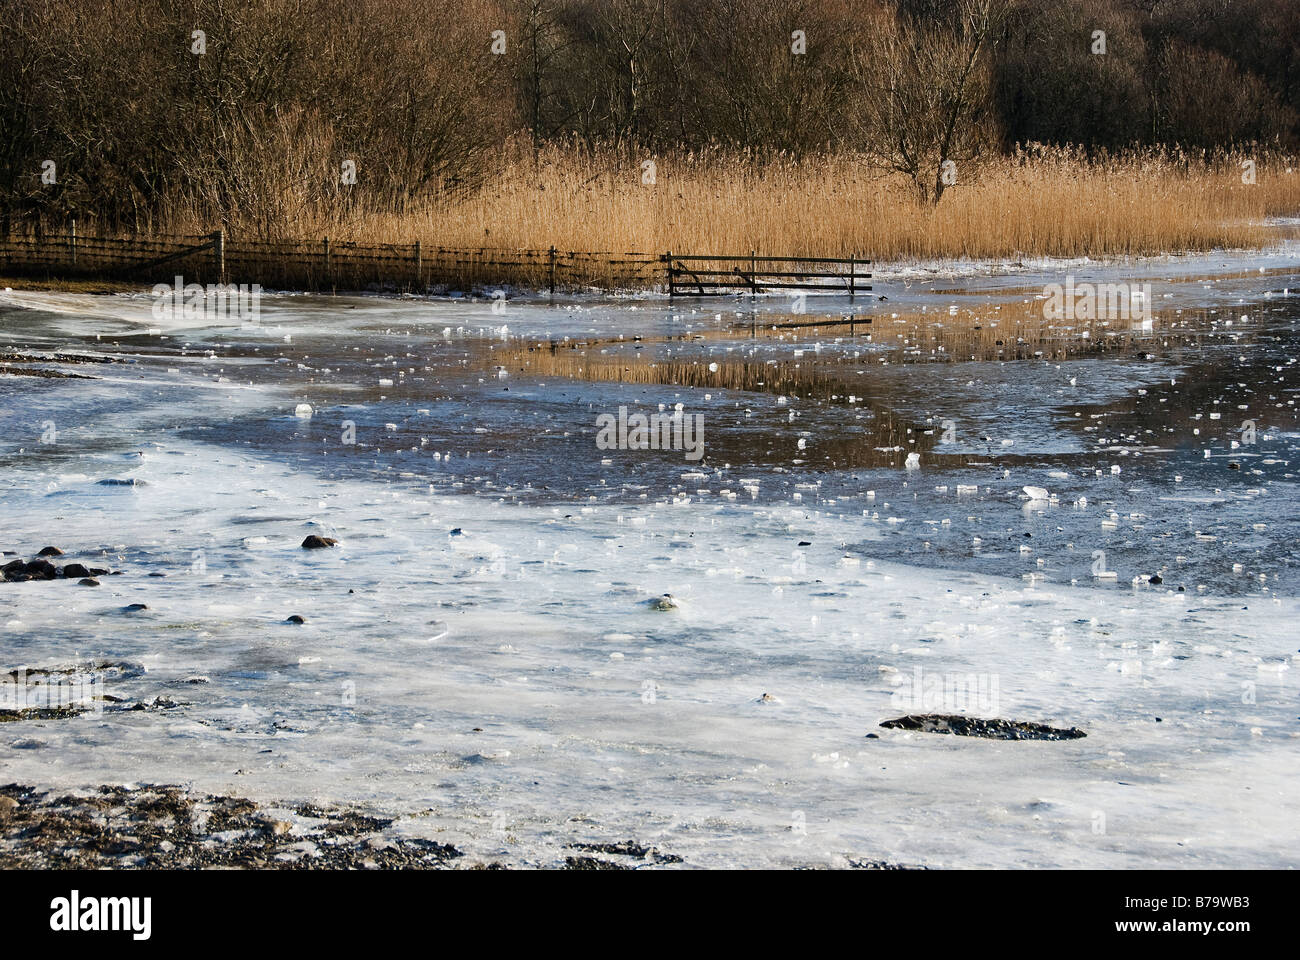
[[0, 0, 1295, 231]]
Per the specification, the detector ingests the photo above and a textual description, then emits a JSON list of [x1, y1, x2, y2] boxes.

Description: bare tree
[[852, 0, 1010, 204]]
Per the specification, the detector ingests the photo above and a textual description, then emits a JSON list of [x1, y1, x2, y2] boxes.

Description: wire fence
[[0, 229, 875, 297], [0, 229, 663, 292]]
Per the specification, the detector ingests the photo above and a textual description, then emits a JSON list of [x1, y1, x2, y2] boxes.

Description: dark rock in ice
[[122, 603, 149, 612], [644, 593, 678, 611], [449, 527, 464, 537], [97, 478, 146, 486], [1149, 574, 1163, 585], [562, 856, 633, 870], [286, 615, 306, 624], [566, 841, 682, 865], [36, 546, 64, 557], [0, 783, 466, 869], [301, 535, 338, 549], [1, 559, 23, 577], [847, 858, 928, 870], [87, 567, 109, 576], [78, 578, 100, 587], [879, 714, 1086, 741], [21, 559, 58, 580], [61, 563, 90, 579]]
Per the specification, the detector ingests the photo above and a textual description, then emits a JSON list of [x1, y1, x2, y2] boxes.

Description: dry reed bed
[[7, 149, 1297, 289], [347, 148, 1300, 262]]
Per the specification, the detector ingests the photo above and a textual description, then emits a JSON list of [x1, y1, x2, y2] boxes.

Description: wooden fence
[[666, 252, 871, 297], [0, 228, 871, 297]]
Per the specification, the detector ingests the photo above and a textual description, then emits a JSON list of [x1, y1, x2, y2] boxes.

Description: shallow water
[[1, 249, 1298, 867]]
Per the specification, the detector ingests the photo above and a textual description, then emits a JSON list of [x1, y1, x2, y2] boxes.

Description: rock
[[0, 796, 18, 820], [879, 714, 1086, 741], [21, 559, 58, 580], [122, 603, 148, 612], [36, 546, 64, 557], [61, 562, 90, 579], [286, 615, 306, 624], [1149, 574, 1163, 585], [1, 559, 23, 577], [644, 594, 678, 611], [87, 567, 109, 576], [301, 535, 338, 549], [846, 858, 927, 870], [78, 578, 100, 587]]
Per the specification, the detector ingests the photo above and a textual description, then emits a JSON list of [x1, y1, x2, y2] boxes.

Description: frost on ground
[[0, 249, 1298, 869]]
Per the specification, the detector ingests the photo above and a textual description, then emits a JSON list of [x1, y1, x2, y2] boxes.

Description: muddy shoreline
[[0, 782, 925, 870]]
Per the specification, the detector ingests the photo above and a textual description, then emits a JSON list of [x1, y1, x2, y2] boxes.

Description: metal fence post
[[212, 229, 225, 283]]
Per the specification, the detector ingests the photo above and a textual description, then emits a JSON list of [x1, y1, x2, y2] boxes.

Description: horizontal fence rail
[[665, 251, 871, 297], [0, 229, 872, 298]]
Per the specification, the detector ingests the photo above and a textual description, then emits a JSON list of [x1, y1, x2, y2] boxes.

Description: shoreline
[[3, 234, 1298, 305], [0, 781, 929, 869]]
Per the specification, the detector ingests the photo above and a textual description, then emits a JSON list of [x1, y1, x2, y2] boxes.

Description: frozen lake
[[1, 248, 1298, 868]]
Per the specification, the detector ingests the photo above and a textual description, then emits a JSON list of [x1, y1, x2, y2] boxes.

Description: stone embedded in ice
[[294, 404, 313, 419]]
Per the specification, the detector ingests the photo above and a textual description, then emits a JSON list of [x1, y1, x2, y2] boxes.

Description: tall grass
[[315, 143, 1299, 262], [25, 143, 1300, 270]]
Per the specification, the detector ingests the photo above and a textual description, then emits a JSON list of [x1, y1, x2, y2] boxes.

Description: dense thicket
[[0, 0, 1295, 232]]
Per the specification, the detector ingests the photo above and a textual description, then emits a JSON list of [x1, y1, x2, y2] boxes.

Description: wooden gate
[[664, 251, 871, 297]]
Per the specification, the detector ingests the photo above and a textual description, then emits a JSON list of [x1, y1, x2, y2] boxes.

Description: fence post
[[69, 219, 77, 269], [212, 229, 225, 284], [548, 246, 557, 296], [414, 239, 422, 290], [849, 252, 856, 299], [666, 251, 674, 297], [323, 236, 331, 279], [750, 249, 757, 296]]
